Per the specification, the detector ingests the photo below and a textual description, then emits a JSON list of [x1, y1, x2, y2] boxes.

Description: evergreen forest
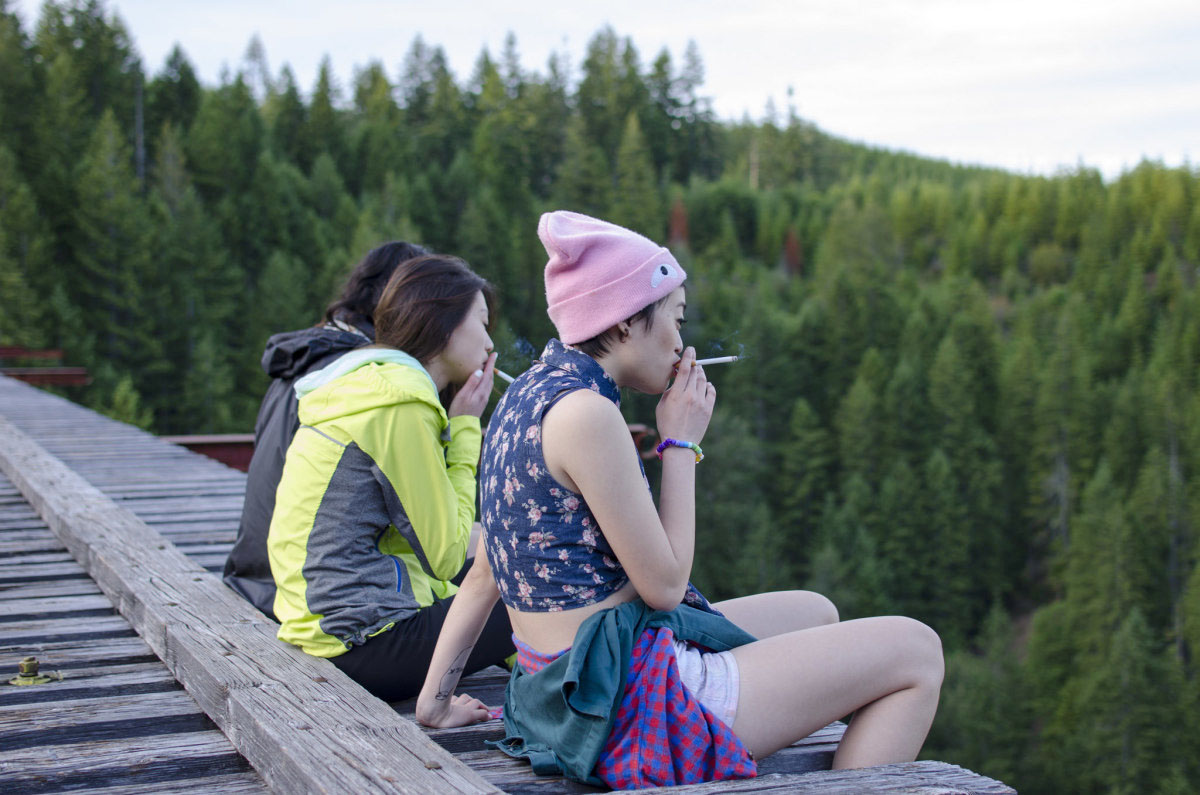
[[2, 2, 1198, 791]]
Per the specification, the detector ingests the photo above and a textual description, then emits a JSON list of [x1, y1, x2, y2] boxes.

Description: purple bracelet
[[655, 437, 704, 462]]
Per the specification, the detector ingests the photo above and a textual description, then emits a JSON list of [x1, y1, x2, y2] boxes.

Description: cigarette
[[495, 368, 515, 384], [693, 356, 739, 366]]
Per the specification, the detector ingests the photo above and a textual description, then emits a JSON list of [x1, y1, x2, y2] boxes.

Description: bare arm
[[542, 347, 715, 611], [415, 535, 502, 728]]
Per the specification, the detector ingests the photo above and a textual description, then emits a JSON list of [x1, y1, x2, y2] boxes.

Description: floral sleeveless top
[[481, 339, 711, 613]]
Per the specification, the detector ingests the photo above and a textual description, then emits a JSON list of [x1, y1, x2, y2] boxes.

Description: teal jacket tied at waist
[[491, 599, 757, 785]]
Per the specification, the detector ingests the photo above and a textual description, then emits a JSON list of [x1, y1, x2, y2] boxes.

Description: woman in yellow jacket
[[268, 254, 513, 701]]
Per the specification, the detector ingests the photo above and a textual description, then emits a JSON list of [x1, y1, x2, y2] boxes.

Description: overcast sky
[[12, 0, 1200, 178]]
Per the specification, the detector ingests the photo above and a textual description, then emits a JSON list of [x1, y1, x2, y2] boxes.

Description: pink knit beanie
[[539, 211, 686, 344]]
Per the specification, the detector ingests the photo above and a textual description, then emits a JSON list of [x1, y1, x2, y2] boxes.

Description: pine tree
[[693, 411, 784, 598], [145, 45, 201, 144], [923, 448, 973, 645], [29, 44, 89, 272], [33, 0, 142, 128], [877, 457, 927, 622], [147, 123, 237, 431], [576, 27, 648, 164], [0, 144, 51, 344], [1057, 609, 1189, 793], [808, 475, 890, 619], [775, 397, 834, 578], [610, 112, 662, 238], [72, 109, 159, 385], [0, 0, 37, 159], [835, 349, 888, 493], [304, 56, 346, 173], [180, 329, 234, 433], [348, 61, 401, 194], [928, 329, 1005, 609], [265, 65, 309, 169], [101, 371, 153, 429], [553, 113, 613, 217], [924, 603, 1030, 787], [521, 50, 570, 198], [185, 74, 263, 201]]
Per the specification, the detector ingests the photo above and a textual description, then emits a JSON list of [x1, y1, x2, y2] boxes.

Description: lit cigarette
[[694, 356, 739, 366], [495, 368, 515, 384]]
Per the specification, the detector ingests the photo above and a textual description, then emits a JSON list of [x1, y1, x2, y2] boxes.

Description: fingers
[[674, 347, 697, 389], [451, 354, 499, 417], [449, 693, 490, 725], [452, 693, 487, 709]]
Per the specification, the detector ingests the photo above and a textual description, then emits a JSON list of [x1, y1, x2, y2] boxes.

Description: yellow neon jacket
[[267, 348, 480, 657]]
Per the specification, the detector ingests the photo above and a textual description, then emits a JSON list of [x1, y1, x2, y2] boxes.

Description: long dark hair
[[373, 254, 496, 366], [324, 241, 430, 330]]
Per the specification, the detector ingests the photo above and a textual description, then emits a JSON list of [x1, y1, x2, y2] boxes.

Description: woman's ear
[[615, 321, 632, 343]]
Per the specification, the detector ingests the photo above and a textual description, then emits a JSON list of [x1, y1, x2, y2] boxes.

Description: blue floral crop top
[[481, 339, 711, 613]]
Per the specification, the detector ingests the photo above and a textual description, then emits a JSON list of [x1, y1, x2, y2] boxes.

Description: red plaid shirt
[[515, 627, 756, 790]]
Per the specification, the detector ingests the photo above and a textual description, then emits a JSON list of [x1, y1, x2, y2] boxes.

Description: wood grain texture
[[0, 731, 256, 791], [0, 409, 498, 794], [635, 761, 1017, 793]]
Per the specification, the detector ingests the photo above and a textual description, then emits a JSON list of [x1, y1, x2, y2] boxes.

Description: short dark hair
[[573, 294, 669, 358], [373, 254, 496, 365], [324, 241, 430, 328]]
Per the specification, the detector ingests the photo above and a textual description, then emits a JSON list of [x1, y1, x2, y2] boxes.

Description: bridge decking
[[0, 375, 1014, 793]]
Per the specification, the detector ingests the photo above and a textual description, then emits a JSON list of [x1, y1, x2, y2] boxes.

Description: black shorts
[[328, 595, 514, 702]]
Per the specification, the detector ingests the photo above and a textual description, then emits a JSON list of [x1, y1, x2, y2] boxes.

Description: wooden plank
[[634, 761, 1017, 793], [96, 482, 248, 498], [0, 629, 156, 662], [0, 662, 181, 706], [115, 499, 240, 514], [0, 549, 76, 566], [0, 536, 65, 555], [0, 592, 113, 616], [0, 731, 257, 791], [0, 411, 498, 794], [455, 751, 602, 793], [0, 613, 131, 638], [0, 691, 220, 749], [0, 578, 105, 601], [32, 772, 266, 795]]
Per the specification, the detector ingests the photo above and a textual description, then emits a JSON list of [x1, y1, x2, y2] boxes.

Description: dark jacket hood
[[260, 321, 373, 380]]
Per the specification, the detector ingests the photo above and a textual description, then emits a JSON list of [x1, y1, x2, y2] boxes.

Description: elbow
[[639, 577, 688, 613], [462, 553, 499, 593], [455, 552, 500, 602], [429, 541, 470, 582]]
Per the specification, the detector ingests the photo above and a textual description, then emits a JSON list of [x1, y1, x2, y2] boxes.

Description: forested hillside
[[1, 2, 1198, 791]]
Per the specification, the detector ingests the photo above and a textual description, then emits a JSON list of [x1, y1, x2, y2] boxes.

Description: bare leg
[[714, 590, 839, 639], [730, 616, 943, 767]]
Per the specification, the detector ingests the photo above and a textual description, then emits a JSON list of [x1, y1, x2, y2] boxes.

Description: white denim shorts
[[671, 638, 741, 728]]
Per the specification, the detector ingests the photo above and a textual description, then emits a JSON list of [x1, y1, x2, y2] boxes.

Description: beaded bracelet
[[655, 437, 704, 463]]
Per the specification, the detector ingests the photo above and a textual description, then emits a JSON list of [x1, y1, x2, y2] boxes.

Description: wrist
[[415, 690, 448, 725], [656, 438, 704, 463]]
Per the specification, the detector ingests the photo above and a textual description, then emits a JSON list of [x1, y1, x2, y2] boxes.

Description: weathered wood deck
[[0, 375, 1015, 793]]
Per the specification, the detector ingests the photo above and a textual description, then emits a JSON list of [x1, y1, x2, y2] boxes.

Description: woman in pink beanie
[[416, 212, 943, 789]]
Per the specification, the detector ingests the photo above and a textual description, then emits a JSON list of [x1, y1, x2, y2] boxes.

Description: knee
[[806, 591, 839, 625], [894, 617, 944, 689]]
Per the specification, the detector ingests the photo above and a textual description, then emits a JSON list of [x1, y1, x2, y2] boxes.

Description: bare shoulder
[[541, 388, 627, 445], [541, 389, 636, 489]]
